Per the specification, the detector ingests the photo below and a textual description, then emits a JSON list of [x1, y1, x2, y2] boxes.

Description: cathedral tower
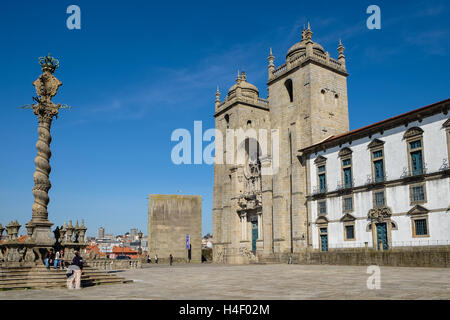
[[212, 72, 270, 263], [212, 24, 350, 263], [267, 23, 349, 257]]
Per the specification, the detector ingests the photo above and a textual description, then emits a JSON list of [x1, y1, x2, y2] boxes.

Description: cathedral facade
[[212, 25, 450, 264]]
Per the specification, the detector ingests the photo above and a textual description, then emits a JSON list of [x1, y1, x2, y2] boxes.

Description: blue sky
[[0, 0, 449, 237]]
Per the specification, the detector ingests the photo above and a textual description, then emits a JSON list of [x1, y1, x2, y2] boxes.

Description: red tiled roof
[[85, 244, 100, 254], [112, 246, 137, 254], [299, 98, 449, 153]]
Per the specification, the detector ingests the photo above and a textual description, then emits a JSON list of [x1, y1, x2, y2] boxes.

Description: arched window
[[224, 114, 230, 129], [284, 79, 293, 103]]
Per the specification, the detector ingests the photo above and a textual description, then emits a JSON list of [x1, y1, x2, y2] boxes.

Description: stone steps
[[0, 278, 131, 290], [0, 265, 132, 290], [0, 269, 122, 276]]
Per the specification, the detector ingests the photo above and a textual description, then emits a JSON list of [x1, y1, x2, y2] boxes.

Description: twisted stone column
[[27, 55, 64, 245], [32, 115, 53, 223]]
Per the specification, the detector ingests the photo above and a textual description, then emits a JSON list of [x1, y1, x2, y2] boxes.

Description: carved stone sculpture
[[27, 54, 68, 245], [368, 206, 392, 223]]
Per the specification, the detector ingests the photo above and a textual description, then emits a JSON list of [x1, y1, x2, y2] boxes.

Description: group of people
[[44, 248, 65, 269], [146, 254, 174, 266], [44, 248, 84, 290]]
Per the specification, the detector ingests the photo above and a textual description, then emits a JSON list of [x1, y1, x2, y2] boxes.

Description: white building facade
[[301, 99, 450, 251]]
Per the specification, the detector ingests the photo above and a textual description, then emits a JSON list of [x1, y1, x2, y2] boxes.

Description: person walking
[[169, 253, 173, 266], [66, 251, 83, 289], [155, 254, 158, 264]]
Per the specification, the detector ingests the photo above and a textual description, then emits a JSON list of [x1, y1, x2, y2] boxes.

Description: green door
[[320, 234, 328, 252], [251, 221, 258, 252], [376, 223, 388, 250]]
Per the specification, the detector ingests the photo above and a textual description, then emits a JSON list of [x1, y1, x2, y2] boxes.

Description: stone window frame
[[372, 188, 386, 208], [391, 220, 398, 231], [315, 216, 329, 252], [443, 118, 450, 163], [314, 155, 327, 193], [408, 205, 430, 238], [342, 194, 354, 213], [338, 147, 353, 189], [409, 182, 427, 205], [368, 139, 386, 183], [317, 200, 327, 216], [404, 127, 425, 176], [341, 213, 356, 241]]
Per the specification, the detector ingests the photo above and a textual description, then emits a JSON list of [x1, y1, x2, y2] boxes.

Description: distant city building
[[97, 227, 105, 239], [111, 246, 138, 259], [130, 228, 138, 239], [103, 234, 114, 240]]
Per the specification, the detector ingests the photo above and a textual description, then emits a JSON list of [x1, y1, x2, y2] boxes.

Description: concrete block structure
[[148, 195, 202, 263]]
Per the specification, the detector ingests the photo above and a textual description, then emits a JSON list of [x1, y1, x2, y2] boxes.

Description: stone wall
[[148, 195, 202, 263], [87, 259, 141, 270], [286, 247, 450, 268]]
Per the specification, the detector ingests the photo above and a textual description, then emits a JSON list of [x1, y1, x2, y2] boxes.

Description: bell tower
[[212, 71, 270, 263], [267, 23, 350, 257]]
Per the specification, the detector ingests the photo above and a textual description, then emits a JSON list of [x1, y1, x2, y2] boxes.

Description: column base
[[30, 221, 54, 246]]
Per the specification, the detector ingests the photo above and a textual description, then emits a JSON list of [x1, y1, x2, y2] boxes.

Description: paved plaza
[[1, 264, 449, 300]]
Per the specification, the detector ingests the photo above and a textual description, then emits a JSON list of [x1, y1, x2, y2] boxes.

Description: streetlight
[[138, 231, 143, 256]]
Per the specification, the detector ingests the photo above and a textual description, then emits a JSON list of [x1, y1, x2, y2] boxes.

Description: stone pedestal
[[30, 221, 54, 246]]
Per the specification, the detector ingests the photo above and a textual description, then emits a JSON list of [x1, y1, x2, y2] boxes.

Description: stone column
[[26, 55, 66, 246], [257, 212, 262, 240], [243, 214, 247, 240], [260, 156, 273, 255]]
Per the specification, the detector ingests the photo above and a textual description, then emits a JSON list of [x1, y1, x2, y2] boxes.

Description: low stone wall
[[86, 259, 141, 270], [298, 246, 450, 268]]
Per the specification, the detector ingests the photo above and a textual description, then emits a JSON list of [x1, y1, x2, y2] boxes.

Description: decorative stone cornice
[[214, 95, 269, 118], [338, 147, 352, 157], [315, 216, 329, 224], [368, 206, 392, 223], [268, 54, 347, 85], [340, 213, 356, 222], [314, 155, 327, 164], [368, 138, 385, 149], [403, 126, 424, 139], [407, 204, 429, 216]]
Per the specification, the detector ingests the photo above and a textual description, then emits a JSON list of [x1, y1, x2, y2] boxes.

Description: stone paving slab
[[0, 264, 449, 300]]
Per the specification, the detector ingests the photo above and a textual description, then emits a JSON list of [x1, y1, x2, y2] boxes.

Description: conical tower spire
[[215, 86, 221, 109], [303, 21, 313, 41], [337, 38, 346, 68], [268, 47, 275, 80]]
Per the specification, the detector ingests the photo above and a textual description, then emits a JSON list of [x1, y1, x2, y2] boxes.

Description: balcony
[[312, 185, 327, 196], [400, 164, 428, 180]]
